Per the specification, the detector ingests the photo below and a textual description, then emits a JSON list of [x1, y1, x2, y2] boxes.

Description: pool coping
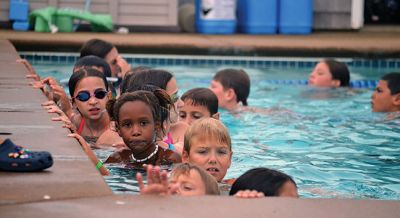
[[0, 39, 399, 217], [2, 195, 400, 218], [1, 29, 400, 58]]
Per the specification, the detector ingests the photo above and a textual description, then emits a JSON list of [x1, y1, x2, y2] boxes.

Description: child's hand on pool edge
[[234, 190, 265, 199], [17, 59, 40, 81]]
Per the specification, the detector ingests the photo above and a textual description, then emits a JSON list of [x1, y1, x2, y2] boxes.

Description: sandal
[[0, 139, 53, 172]]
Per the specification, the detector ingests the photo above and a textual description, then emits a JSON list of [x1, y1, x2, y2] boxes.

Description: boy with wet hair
[[178, 88, 219, 126], [371, 72, 400, 112], [182, 118, 232, 183], [210, 69, 250, 111]]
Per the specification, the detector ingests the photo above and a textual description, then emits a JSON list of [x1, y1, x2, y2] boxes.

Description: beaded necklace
[[130, 144, 159, 163]]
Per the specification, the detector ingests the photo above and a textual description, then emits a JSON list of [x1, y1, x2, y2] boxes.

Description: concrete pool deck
[[0, 30, 399, 217], [0, 27, 400, 57]]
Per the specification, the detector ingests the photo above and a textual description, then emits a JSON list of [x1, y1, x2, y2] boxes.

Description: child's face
[[278, 181, 298, 198], [169, 170, 206, 196], [182, 137, 232, 182], [209, 80, 230, 108], [166, 77, 180, 122], [178, 99, 212, 126], [371, 80, 397, 112], [117, 101, 157, 154], [73, 77, 109, 120], [308, 62, 338, 87], [105, 47, 120, 78]]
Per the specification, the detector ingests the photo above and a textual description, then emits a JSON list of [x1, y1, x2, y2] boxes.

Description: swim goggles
[[74, 89, 108, 102]]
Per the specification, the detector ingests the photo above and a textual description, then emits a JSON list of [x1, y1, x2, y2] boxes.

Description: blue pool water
[[27, 53, 400, 200]]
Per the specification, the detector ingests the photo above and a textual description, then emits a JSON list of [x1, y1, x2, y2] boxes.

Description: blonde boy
[[182, 118, 232, 182]]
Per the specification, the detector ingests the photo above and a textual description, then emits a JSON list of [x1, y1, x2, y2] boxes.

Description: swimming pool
[[24, 52, 400, 200]]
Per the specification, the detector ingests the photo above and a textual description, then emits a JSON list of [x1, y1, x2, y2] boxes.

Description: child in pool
[[210, 69, 250, 111], [24, 56, 114, 121], [229, 167, 299, 198], [105, 90, 181, 167], [178, 88, 220, 126], [210, 69, 282, 115], [71, 57, 124, 148], [67, 68, 112, 146], [30, 55, 124, 148], [124, 84, 186, 155], [55, 56, 115, 120], [123, 69, 188, 154], [124, 69, 182, 122], [308, 59, 350, 88], [371, 72, 400, 114], [137, 163, 220, 196], [80, 38, 131, 79], [182, 118, 232, 185], [119, 66, 151, 94], [32, 57, 124, 149]]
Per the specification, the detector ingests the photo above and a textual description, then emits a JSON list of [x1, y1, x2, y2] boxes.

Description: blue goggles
[[74, 89, 108, 102]]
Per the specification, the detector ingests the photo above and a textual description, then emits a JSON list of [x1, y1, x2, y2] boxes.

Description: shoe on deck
[[0, 139, 53, 172]]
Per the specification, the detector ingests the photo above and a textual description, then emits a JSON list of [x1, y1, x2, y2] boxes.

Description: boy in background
[[178, 88, 219, 126], [371, 72, 400, 113]]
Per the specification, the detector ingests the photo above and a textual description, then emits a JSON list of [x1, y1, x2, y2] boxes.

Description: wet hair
[[106, 89, 173, 135], [130, 84, 171, 124], [323, 59, 350, 87], [229, 168, 297, 197], [170, 163, 220, 195], [184, 118, 231, 153], [74, 55, 112, 78], [181, 88, 218, 116], [80, 39, 114, 59], [125, 69, 174, 93], [120, 66, 151, 94], [381, 72, 400, 95], [68, 68, 109, 97], [213, 69, 250, 106]]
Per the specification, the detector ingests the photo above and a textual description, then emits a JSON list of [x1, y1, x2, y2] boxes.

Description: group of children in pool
[[18, 38, 400, 198], [308, 59, 400, 113]]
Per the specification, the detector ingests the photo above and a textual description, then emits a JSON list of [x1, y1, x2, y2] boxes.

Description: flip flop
[[0, 139, 53, 172]]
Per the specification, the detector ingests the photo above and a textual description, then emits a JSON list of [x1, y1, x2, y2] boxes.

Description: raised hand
[[137, 164, 172, 195]]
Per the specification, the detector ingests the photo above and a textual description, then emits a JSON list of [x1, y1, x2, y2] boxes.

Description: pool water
[[31, 55, 400, 200]]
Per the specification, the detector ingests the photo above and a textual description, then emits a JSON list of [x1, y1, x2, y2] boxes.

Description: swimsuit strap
[[163, 132, 174, 144], [77, 118, 85, 135]]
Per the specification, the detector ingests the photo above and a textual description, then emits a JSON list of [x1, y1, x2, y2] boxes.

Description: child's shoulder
[[105, 147, 132, 163], [95, 128, 124, 149], [158, 148, 181, 165], [70, 112, 83, 128]]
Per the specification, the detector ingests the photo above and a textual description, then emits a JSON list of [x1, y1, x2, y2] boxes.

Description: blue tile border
[[18, 53, 400, 72]]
